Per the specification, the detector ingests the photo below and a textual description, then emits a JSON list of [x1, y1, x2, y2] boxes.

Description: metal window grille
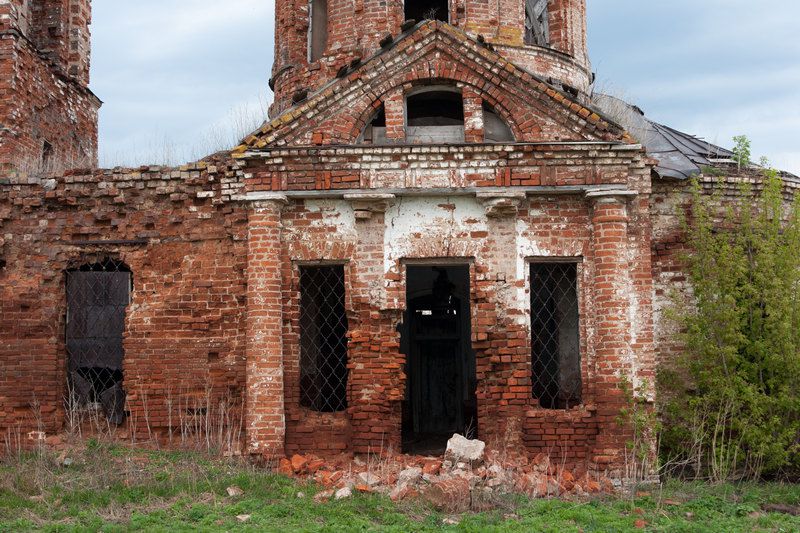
[[65, 259, 131, 424], [299, 265, 349, 412], [530, 262, 581, 409]]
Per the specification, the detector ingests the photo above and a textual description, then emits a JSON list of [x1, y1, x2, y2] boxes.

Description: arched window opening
[[41, 140, 54, 170], [65, 259, 132, 425], [525, 0, 550, 47], [308, 0, 328, 62], [404, 0, 449, 23], [406, 89, 464, 143], [483, 103, 515, 142], [359, 105, 386, 144]]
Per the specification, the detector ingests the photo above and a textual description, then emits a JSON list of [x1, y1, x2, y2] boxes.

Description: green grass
[[1, 444, 799, 532]]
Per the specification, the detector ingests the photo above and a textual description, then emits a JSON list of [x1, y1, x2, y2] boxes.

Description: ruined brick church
[[3, 0, 794, 475]]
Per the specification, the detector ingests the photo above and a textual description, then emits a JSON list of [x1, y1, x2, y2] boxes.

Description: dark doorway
[[65, 259, 131, 425], [401, 265, 477, 455]]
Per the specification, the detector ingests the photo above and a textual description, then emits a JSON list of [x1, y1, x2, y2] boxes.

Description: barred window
[[525, 0, 550, 47], [530, 262, 581, 409], [299, 265, 349, 412], [66, 259, 131, 425]]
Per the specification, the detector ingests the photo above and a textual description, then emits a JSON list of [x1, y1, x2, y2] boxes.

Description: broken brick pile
[[278, 435, 614, 512]]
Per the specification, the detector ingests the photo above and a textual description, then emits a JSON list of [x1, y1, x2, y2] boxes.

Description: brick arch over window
[[237, 29, 626, 151], [345, 77, 523, 145]]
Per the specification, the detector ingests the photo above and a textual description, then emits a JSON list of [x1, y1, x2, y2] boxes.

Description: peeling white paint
[[383, 196, 488, 274]]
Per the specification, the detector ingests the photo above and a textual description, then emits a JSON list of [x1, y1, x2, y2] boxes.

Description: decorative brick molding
[[476, 191, 526, 218], [269, 1, 591, 115], [343, 193, 396, 221]]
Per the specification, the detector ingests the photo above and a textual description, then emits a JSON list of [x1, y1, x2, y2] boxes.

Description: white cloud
[[93, 0, 275, 166], [92, 1, 799, 175], [589, 1, 800, 175]]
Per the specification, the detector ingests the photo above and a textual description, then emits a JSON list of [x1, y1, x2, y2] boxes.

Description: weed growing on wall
[[617, 378, 659, 486], [661, 157, 800, 481]]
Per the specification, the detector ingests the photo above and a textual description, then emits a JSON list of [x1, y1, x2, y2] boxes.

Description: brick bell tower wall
[[270, 0, 591, 116]]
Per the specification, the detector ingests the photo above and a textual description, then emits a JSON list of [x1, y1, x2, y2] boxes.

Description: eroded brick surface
[[0, 0, 99, 176], [0, 0, 729, 482], [270, 0, 591, 116], [0, 159, 249, 440]]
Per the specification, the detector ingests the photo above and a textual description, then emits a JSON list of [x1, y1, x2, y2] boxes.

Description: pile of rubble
[[277, 434, 615, 512]]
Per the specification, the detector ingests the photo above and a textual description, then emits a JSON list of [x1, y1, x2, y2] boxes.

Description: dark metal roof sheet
[[592, 93, 735, 180]]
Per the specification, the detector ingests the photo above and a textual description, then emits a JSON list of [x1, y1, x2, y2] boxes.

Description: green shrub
[[661, 163, 800, 481]]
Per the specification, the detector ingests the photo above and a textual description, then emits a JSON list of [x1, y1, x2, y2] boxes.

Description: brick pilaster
[[463, 88, 484, 143], [245, 195, 288, 459], [587, 190, 636, 471], [343, 193, 402, 455], [383, 88, 406, 143]]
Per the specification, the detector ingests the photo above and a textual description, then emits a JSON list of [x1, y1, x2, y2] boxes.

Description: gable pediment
[[233, 21, 628, 155]]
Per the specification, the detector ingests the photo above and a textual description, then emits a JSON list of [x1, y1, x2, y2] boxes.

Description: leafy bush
[[661, 166, 800, 481]]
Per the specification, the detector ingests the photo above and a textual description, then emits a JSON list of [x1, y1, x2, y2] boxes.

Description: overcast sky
[[92, 0, 800, 174]]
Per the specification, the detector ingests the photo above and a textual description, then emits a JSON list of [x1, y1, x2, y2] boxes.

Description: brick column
[[245, 194, 288, 459], [383, 88, 406, 143], [475, 191, 528, 446], [463, 88, 484, 143], [586, 190, 636, 471]]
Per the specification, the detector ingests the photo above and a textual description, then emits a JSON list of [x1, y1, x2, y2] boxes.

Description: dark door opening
[[66, 260, 131, 425], [401, 265, 477, 455]]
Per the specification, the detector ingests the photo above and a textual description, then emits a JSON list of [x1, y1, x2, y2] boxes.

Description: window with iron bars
[[65, 258, 131, 425], [530, 261, 581, 409], [299, 265, 349, 412]]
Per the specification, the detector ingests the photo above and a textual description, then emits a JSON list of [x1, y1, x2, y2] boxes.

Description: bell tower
[[0, 0, 99, 177], [270, 0, 591, 116]]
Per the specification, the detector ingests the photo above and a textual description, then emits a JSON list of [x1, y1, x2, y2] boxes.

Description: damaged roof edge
[[592, 93, 736, 180]]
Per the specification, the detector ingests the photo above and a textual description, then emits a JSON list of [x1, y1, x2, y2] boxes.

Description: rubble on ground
[[276, 434, 616, 512]]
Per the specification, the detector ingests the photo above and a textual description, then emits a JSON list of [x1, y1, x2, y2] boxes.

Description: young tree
[[661, 156, 800, 480]]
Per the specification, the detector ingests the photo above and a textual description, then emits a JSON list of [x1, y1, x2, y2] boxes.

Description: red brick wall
[[266, 183, 653, 473], [243, 143, 634, 193], [270, 0, 591, 115], [0, 0, 98, 177], [0, 158, 249, 444], [650, 172, 800, 376], [242, 129, 654, 471]]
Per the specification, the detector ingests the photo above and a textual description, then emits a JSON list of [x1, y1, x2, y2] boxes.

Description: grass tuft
[[1, 443, 799, 531]]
